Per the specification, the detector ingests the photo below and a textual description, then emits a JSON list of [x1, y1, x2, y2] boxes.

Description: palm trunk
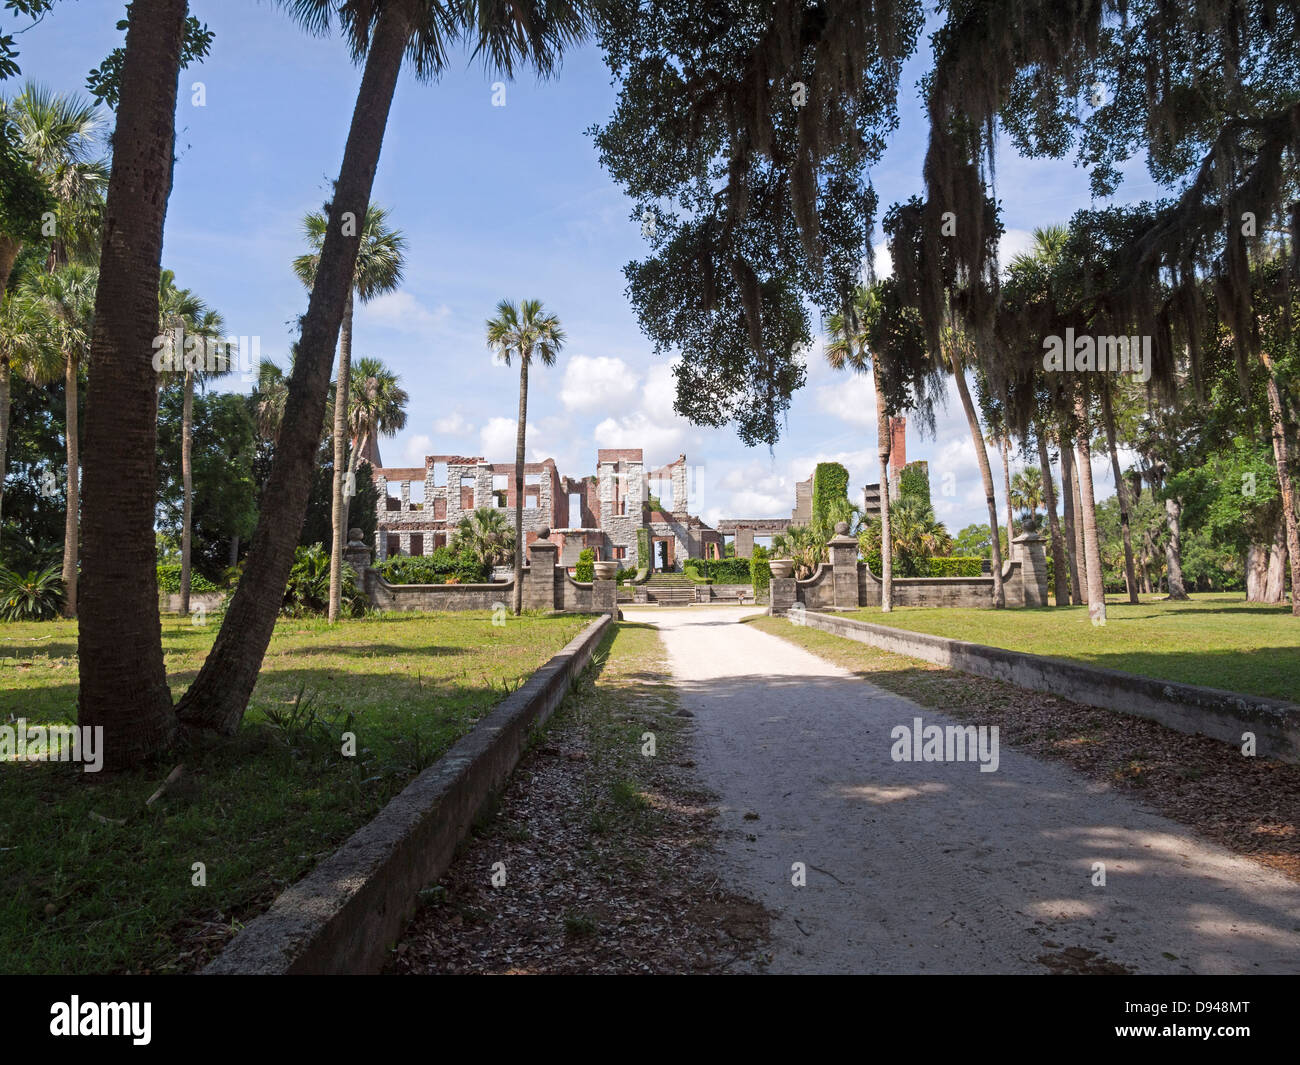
[[1265, 523, 1287, 602], [951, 353, 1003, 606], [1164, 495, 1188, 600], [1036, 432, 1069, 606], [176, 4, 412, 735], [78, 0, 188, 769], [1261, 350, 1300, 616], [341, 432, 364, 538], [327, 289, 354, 624], [0, 358, 9, 539], [179, 367, 194, 614], [1073, 398, 1107, 624], [61, 355, 79, 616], [874, 364, 892, 611], [1101, 388, 1139, 603], [1000, 436, 1014, 539], [512, 355, 529, 615], [1063, 438, 1088, 602], [1060, 444, 1081, 608]]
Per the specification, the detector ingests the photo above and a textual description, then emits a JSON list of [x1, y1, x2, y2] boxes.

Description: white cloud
[[400, 433, 432, 467], [356, 291, 450, 333], [480, 416, 517, 459], [815, 372, 878, 428], [433, 410, 473, 436], [560, 354, 640, 413]]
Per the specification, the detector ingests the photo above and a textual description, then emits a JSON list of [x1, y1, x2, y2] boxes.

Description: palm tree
[[294, 202, 405, 623], [23, 263, 96, 616], [0, 83, 108, 290], [344, 355, 407, 526], [1099, 384, 1140, 604], [251, 357, 289, 444], [0, 293, 59, 538], [486, 299, 565, 614], [176, 0, 597, 737], [888, 495, 953, 576], [1073, 395, 1108, 624], [1009, 465, 1045, 518], [78, 0, 189, 769], [986, 429, 1015, 539], [773, 524, 824, 580], [452, 506, 516, 570], [943, 322, 1005, 607], [826, 283, 895, 611]]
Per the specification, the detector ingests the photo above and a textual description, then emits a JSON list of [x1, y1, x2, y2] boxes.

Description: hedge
[[575, 547, 595, 582], [863, 555, 984, 578], [684, 557, 751, 584], [379, 546, 487, 584], [750, 547, 771, 602], [157, 564, 218, 594]]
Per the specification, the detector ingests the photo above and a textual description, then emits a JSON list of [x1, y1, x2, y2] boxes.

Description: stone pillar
[[736, 526, 755, 558], [770, 576, 797, 616], [343, 528, 371, 574], [827, 521, 861, 610], [525, 530, 558, 611], [592, 579, 617, 617], [1011, 531, 1048, 608]]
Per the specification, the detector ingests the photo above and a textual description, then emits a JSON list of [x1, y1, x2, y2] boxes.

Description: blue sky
[[16, 0, 1162, 532]]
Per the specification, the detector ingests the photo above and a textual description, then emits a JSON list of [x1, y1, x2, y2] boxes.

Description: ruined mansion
[[371, 449, 721, 571]]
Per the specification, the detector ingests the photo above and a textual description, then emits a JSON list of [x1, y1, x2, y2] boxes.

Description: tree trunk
[[341, 431, 365, 538], [1073, 399, 1107, 625], [1058, 443, 1081, 605], [328, 289, 354, 624], [61, 355, 79, 616], [1065, 438, 1088, 602], [1141, 526, 1158, 593], [175, 4, 412, 735], [1164, 496, 1188, 600], [1037, 433, 1069, 606], [874, 361, 892, 611], [0, 236, 21, 299], [1266, 523, 1287, 603], [78, 0, 187, 769], [228, 533, 240, 569], [1000, 435, 1014, 539], [1261, 350, 1300, 616], [512, 355, 529, 615], [951, 354, 1003, 606], [0, 359, 9, 538], [1101, 388, 1139, 603], [179, 367, 193, 615]]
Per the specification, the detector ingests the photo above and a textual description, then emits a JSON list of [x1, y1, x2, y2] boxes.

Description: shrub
[[283, 543, 365, 617], [575, 547, 595, 582], [927, 556, 983, 578], [0, 565, 64, 621], [455, 545, 488, 583], [811, 461, 851, 535], [750, 546, 771, 602], [686, 556, 755, 584], [156, 563, 218, 595]]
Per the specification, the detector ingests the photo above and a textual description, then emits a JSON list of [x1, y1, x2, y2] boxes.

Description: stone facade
[[370, 448, 719, 571]]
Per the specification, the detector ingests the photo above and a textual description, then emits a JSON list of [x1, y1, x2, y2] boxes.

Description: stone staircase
[[645, 571, 698, 606]]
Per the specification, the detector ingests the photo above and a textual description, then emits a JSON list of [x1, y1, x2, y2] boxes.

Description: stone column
[[343, 528, 371, 573], [827, 521, 861, 610], [592, 579, 617, 617], [1011, 530, 1049, 608], [770, 576, 797, 616], [736, 526, 755, 558], [525, 529, 558, 611]]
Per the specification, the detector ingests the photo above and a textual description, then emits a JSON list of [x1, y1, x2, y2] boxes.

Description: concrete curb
[[795, 610, 1300, 763], [204, 613, 612, 974]]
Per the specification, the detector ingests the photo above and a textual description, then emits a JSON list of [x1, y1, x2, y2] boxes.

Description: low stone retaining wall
[[795, 610, 1300, 764], [204, 614, 613, 974], [361, 570, 512, 612]]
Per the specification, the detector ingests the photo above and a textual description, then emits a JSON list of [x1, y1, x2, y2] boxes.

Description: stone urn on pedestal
[[769, 558, 795, 579], [592, 560, 618, 581]]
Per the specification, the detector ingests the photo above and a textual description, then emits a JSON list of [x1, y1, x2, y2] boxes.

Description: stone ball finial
[[537, 526, 550, 540], [834, 520, 849, 535], [348, 528, 364, 542]]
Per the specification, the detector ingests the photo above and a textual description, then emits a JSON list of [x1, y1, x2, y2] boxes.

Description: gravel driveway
[[621, 605, 1300, 974]]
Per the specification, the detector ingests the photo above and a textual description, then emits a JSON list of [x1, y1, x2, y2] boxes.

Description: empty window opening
[[460, 474, 476, 510], [492, 474, 508, 508], [568, 493, 582, 527], [409, 480, 425, 508], [409, 533, 424, 557], [386, 533, 400, 557], [431, 462, 447, 487]]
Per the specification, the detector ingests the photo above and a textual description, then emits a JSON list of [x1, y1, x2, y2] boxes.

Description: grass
[[0, 610, 589, 975], [842, 593, 1300, 701]]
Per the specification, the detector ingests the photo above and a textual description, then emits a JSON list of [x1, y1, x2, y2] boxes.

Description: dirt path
[[621, 605, 1300, 975]]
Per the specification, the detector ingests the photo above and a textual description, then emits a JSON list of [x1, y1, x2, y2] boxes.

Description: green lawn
[[0, 610, 588, 974], [844, 593, 1300, 701]]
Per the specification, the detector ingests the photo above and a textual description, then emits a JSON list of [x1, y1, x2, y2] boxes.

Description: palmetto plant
[[294, 202, 405, 623], [0, 563, 64, 621], [772, 524, 824, 580], [889, 496, 953, 577], [1010, 465, 1047, 518], [23, 262, 96, 616], [452, 507, 516, 569], [486, 298, 565, 614]]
